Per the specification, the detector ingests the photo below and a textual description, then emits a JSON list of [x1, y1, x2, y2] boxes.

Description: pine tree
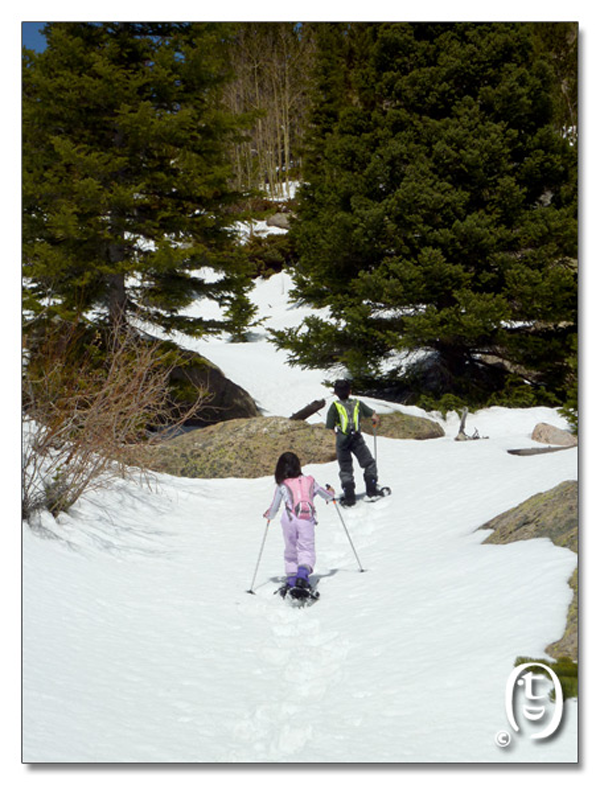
[[276, 23, 577, 407], [23, 22, 255, 336]]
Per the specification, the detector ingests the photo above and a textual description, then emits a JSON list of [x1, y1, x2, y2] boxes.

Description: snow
[[234, 218, 290, 242], [21, 268, 581, 766]]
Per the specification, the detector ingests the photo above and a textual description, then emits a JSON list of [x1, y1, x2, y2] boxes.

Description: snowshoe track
[[232, 596, 349, 761]]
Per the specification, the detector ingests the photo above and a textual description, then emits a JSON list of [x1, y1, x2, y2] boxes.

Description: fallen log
[[289, 399, 325, 421], [507, 445, 577, 456]]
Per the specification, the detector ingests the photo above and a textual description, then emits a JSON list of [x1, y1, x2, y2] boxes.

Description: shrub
[[22, 320, 208, 520]]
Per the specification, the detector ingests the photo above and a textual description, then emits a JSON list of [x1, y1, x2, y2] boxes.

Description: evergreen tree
[[275, 23, 577, 406], [23, 22, 255, 336]]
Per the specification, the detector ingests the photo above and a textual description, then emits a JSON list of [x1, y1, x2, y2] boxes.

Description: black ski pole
[[247, 518, 271, 594], [331, 498, 365, 572]]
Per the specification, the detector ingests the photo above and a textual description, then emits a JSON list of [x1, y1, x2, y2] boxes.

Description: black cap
[[333, 379, 351, 398]]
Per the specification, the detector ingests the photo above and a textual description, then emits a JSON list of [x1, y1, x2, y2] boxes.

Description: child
[[326, 378, 382, 506], [264, 451, 335, 593]]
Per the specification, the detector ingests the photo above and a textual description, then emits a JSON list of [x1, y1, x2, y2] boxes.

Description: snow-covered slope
[[22, 272, 578, 764]]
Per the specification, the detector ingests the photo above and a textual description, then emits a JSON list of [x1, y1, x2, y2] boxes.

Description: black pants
[[336, 432, 377, 490]]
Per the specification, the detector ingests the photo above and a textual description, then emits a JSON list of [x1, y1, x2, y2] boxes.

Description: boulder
[[169, 349, 260, 427], [362, 411, 445, 440], [147, 416, 337, 479], [479, 481, 578, 660], [532, 422, 577, 447], [265, 212, 291, 230]]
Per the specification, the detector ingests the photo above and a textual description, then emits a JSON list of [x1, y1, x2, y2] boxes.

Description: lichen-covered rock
[[479, 481, 578, 551], [546, 569, 578, 662], [362, 411, 445, 440], [147, 416, 337, 479], [479, 480, 578, 661], [147, 408, 444, 480]]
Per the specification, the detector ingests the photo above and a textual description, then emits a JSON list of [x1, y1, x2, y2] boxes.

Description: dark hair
[[275, 451, 302, 485], [333, 378, 351, 400]]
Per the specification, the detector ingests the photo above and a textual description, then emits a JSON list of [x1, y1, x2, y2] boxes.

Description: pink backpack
[[283, 475, 315, 520]]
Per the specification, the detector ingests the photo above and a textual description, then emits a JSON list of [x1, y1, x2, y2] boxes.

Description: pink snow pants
[[280, 510, 315, 575]]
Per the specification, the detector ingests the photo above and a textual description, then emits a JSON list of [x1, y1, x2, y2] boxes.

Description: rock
[[265, 212, 291, 229], [532, 422, 577, 447], [169, 349, 260, 427], [546, 568, 578, 662], [479, 481, 577, 551], [362, 411, 445, 440], [479, 481, 578, 660], [147, 407, 444, 478], [147, 416, 336, 479]]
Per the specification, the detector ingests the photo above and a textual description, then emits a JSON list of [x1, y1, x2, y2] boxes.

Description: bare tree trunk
[[222, 23, 316, 197]]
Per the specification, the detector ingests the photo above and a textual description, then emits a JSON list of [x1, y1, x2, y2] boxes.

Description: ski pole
[[247, 518, 271, 594], [373, 421, 378, 465], [331, 498, 365, 573]]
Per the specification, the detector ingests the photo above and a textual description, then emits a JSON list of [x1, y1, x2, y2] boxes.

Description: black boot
[[340, 483, 356, 506], [366, 477, 379, 497]]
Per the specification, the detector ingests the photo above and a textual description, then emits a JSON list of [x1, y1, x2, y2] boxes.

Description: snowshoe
[[365, 486, 391, 502], [289, 582, 311, 600], [289, 584, 320, 604], [289, 570, 314, 601], [277, 577, 320, 605], [276, 576, 296, 598]]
